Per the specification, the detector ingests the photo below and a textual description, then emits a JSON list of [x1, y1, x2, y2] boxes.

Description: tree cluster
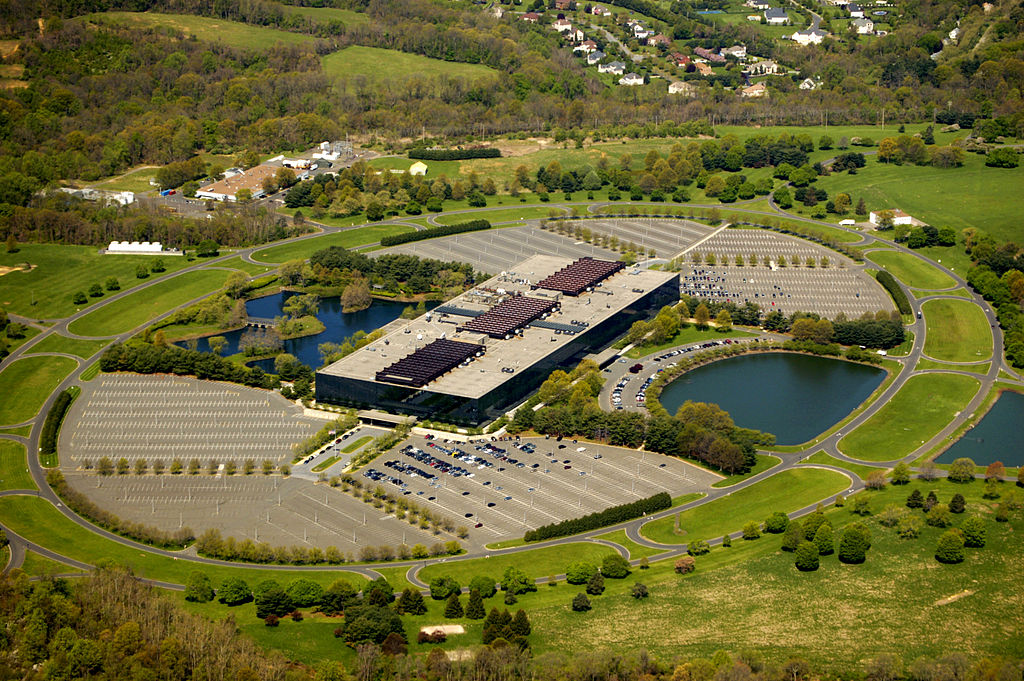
[[40, 387, 75, 456], [379, 219, 492, 248], [408, 148, 501, 161], [99, 341, 278, 389]]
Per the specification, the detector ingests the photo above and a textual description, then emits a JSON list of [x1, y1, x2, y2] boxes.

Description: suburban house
[[792, 28, 827, 44], [869, 209, 914, 226], [587, 50, 606, 65], [591, 5, 610, 14], [694, 62, 714, 76], [599, 60, 626, 75], [722, 44, 747, 59], [799, 77, 820, 89], [577, 39, 598, 53], [554, 0, 572, 9], [850, 17, 874, 33], [694, 46, 726, 63], [747, 59, 781, 75], [669, 52, 692, 67], [552, 18, 573, 32], [668, 80, 697, 96], [747, 0, 771, 9], [648, 34, 671, 47], [846, 2, 865, 17], [618, 72, 645, 86], [740, 82, 769, 98], [567, 28, 584, 42], [765, 7, 790, 24], [521, 11, 540, 22]]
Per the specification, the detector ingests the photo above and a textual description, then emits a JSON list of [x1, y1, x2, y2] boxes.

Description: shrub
[[688, 539, 711, 556], [923, 490, 939, 511], [429, 576, 461, 600], [286, 579, 324, 608], [572, 593, 591, 612], [865, 470, 887, 490], [960, 516, 986, 547], [982, 478, 1001, 499], [927, 503, 953, 527], [906, 489, 924, 508], [468, 575, 497, 599], [674, 556, 696, 574], [264, 615, 279, 627], [409, 147, 500, 161], [947, 457, 976, 483], [742, 521, 761, 540], [934, 529, 965, 563], [184, 572, 215, 603], [763, 512, 789, 534], [949, 493, 966, 513], [721, 535, 732, 548], [565, 561, 598, 585], [838, 523, 871, 564], [896, 514, 924, 539], [586, 572, 605, 596], [465, 589, 486, 619], [813, 523, 834, 556], [218, 577, 252, 606], [290, 609, 303, 622], [795, 541, 819, 571], [851, 496, 872, 516], [631, 582, 649, 599], [601, 554, 631, 578], [891, 462, 911, 484], [781, 522, 803, 552], [801, 512, 827, 540], [874, 270, 912, 315]]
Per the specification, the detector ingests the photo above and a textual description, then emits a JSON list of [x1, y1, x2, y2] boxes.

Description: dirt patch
[[934, 589, 974, 606], [0, 65, 24, 78], [492, 137, 557, 157], [0, 41, 19, 58], [420, 624, 465, 635], [0, 80, 28, 90], [445, 649, 473, 661], [0, 264, 35, 277]]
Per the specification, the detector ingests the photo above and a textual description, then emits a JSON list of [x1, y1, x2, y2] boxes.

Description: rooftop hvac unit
[[416, 333, 423, 340]]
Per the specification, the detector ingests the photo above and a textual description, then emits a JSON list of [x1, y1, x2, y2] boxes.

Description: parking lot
[[681, 231, 893, 318], [570, 218, 719, 260], [291, 425, 392, 481], [374, 225, 618, 275], [61, 374, 321, 466]]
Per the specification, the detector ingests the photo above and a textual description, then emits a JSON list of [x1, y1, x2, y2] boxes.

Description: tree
[[694, 303, 711, 329], [381, 632, 407, 656], [465, 589, 486, 619], [813, 523, 834, 556], [5, 235, 17, 253], [949, 492, 966, 513], [501, 566, 536, 595], [838, 523, 871, 564], [890, 462, 911, 485], [72, 291, 87, 305], [906, 489, 924, 508], [255, 581, 293, 619], [985, 461, 1005, 481], [89, 283, 103, 297], [781, 521, 803, 552], [948, 457, 976, 483], [586, 572, 605, 595], [394, 587, 426, 616], [934, 529, 965, 564], [851, 496, 872, 516], [224, 271, 249, 299], [764, 512, 789, 534], [631, 582, 649, 599], [674, 556, 696, 574], [469, 575, 497, 598], [444, 592, 464, 618], [184, 572, 215, 603], [104, 277, 120, 291], [572, 593, 591, 611], [795, 540, 819, 571], [601, 554, 631, 579], [510, 609, 531, 637], [287, 579, 324, 608], [688, 539, 711, 556], [340, 276, 372, 313], [196, 239, 219, 257], [565, 561, 597, 585], [715, 308, 732, 331], [218, 577, 252, 606], [960, 516, 986, 547], [865, 470, 887, 490]]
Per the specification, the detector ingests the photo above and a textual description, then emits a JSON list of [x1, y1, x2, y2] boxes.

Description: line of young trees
[[524, 492, 671, 542], [39, 388, 75, 456], [408, 148, 501, 161]]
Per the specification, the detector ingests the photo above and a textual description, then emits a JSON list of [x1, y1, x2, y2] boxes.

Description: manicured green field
[[726, 215, 864, 243], [839, 373, 981, 461], [922, 299, 993, 362], [206, 256, 273, 276], [640, 468, 850, 545], [0, 496, 370, 587], [0, 441, 36, 491], [82, 12, 315, 48], [801, 450, 882, 481], [0, 244, 193, 319], [322, 47, 498, 85], [887, 330, 914, 357], [18, 550, 75, 576], [434, 207, 567, 225], [869, 250, 956, 289], [0, 426, 31, 437], [710, 453, 781, 487], [68, 269, 229, 337], [0, 356, 77, 425], [251, 225, 415, 263], [813, 153, 1024, 243], [25, 334, 109, 359], [340, 436, 372, 454], [310, 456, 340, 472], [916, 358, 990, 375], [418, 542, 620, 586], [593, 530, 667, 559], [79, 363, 101, 382], [625, 326, 757, 359]]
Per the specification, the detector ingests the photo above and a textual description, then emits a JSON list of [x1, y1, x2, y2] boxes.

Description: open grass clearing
[[68, 269, 229, 337], [340, 436, 372, 454], [0, 426, 31, 437], [710, 454, 781, 487], [25, 334, 109, 359], [869, 250, 956, 290], [887, 330, 914, 357], [418, 542, 619, 586], [89, 166, 158, 194], [2, 324, 40, 354], [206, 256, 273, 276], [80, 11, 315, 48], [623, 326, 757, 359], [839, 373, 981, 461], [0, 356, 77, 425], [79, 362, 101, 381], [801, 450, 882, 481], [0, 244, 194, 319], [913, 287, 970, 299], [19, 550, 77, 577], [322, 47, 497, 86], [922, 298, 992, 362], [251, 225, 415, 264], [278, 4, 369, 26], [0, 496, 370, 587], [311, 456, 340, 472], [916, 358, 990, 375], [641, 468, 850, 545], [0, 441, 36, 491]]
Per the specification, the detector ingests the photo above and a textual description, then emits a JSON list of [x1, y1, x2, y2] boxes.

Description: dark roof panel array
[[534, 257, 625, 296], [457, 296, 558, 338], [375, 339, 482, 388]]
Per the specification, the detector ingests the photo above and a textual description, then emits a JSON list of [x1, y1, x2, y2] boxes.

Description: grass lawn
[[839, 373, 981, 461], [0, 496, 371, 588], [916, 358, 990, 375], [869, 250, 956, 289], [433, 206, 566, 225], [640, 468, 850, 545], [0, 244, 193, 319], [0, 426, 31, 437], [370, 565, 418, 593], [710, 453, 781, 487], [812, 153, 1024, 243], [205, 256, 273, 276], [625, 326, 757, 359], [418, 542, 620, 586], [25, 334, 109, 359], [533, 478, 1023, 671], [726, 214, 864, 244], [79, 363, 101, 381], [277, 4, 369, 26], [0, 356, 77, 425], [915, 244, 973, 278], [68, 270, 230, 337], [2, 324, 40, 354], [802, 450, 882, 481], [887, 330, 914, 357], [0, 441, 36, 491], [341, 436, 372, 454], [311, 456, 340, 472], [81, 11, 315, 48], [322, 47, 497, 86], [913, 287, 971, 299], [90, 166, 158, 194], [251, 225, 415, 264], [19, 550, 76, 576], [593, 530, 667, 560], [922, 299, 993, 362]]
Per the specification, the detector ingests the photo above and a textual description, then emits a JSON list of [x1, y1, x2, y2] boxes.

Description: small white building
[[619, 72, 645, 86], [409, 161, 429, 176], [60, 188, 135, 206], [587, 50, 606, 65], [792, 28, 826, 44], [869, 209, 913, 226], [799, 77, 820, 89], [722, 44, 747, 59], [106, 241, 179, 255], [552, 18, 573, 32]]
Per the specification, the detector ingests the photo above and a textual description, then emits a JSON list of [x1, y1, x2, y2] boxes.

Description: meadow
[[26, 334, 110, 360], [922, 299, 993, 362], [0, 355, 78, 425], [80, 12, 315, 48], [322, 47, 498, 86], [868, 250, 956, 290], [251, 225, 415, 264]]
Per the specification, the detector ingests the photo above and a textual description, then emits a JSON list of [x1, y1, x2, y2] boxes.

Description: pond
[[935, 390, 1024, 467], [658, 353, 886, 445], [697, 9, 724, 13], [179, 292, 419, 372]]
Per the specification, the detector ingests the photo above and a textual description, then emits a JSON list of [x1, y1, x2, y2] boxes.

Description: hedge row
[[408, 148, 500, 161], [379, 219, 491, 247], [40, 388, 74, 456], [524, 492, 672, 542], [47, 470, 195, 549], [875, 270, 913, 315]]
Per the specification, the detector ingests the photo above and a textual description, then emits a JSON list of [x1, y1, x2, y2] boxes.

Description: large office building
[[316, 255, 679, 425]]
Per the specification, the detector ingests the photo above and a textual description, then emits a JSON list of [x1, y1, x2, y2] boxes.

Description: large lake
[[935, 390, 1024, 466], [658, 353, 886, 445], [180, 292, 415, 371]]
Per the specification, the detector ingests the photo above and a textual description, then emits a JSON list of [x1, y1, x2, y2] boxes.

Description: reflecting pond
[[935, 390, 1024, 466], [658, 353, 886, 445]]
